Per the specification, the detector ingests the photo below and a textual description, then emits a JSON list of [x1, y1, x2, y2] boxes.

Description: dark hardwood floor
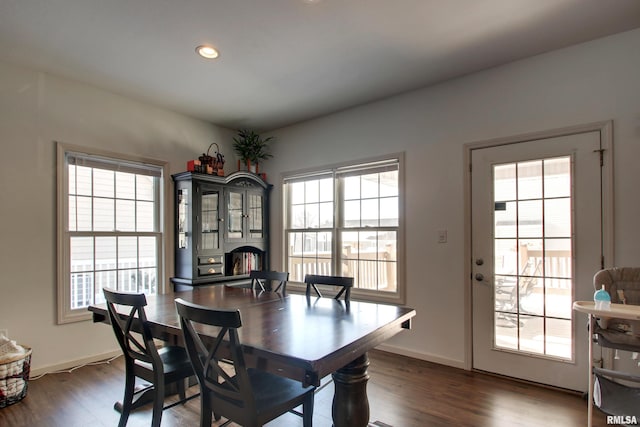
[[0, 350, 608, 426]]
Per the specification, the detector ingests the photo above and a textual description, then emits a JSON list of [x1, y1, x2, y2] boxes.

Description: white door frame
[[462, 120, 614, 371]]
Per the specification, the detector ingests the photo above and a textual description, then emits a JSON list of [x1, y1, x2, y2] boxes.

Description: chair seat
[[210, 369, 314, 425], [135, 346, 193, 379], [247, 369, 314, 415]]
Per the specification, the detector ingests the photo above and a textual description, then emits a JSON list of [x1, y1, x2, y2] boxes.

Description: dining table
[[88, 285, 416, 427]]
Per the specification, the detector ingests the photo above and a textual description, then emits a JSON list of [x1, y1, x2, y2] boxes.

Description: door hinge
[[593, 148, 605, 167]]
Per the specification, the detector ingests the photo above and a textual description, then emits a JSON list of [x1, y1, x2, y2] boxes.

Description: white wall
[[0, 61, 235, 372], [1, 28, 638, 374], [266, 28, 640, 367]]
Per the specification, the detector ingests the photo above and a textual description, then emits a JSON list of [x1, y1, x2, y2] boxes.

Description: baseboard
[[374, 343, 466, 370], [30, 350, 122, 377]]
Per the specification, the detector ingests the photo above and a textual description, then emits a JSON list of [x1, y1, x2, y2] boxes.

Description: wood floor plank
[[0, 350, 609, 426]]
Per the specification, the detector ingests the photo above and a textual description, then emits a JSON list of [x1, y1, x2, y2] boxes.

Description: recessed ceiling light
[[196, 45, 219, 59]]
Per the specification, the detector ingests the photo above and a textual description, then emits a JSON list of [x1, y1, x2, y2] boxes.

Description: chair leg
[[177, 378, 187, 402], [150, 375, 164, 427], [303, 391, 314, 427], [200, 390, 213, 427], [118, 361, 136, 427]]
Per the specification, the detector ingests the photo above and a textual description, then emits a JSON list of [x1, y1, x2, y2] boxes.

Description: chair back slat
[[249, 270, 289, 292], [304, 274, 354, 301], [103, 287, 158, 365]]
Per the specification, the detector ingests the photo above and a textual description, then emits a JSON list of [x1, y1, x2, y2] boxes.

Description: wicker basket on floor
[[0, 346, 32, 408]]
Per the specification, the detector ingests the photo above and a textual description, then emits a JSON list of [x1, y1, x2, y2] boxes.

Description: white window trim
[[56, 142, 170, 324], [282, 153, 406, 305]]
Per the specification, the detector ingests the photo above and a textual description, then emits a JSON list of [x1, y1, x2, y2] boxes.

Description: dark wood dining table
[[88, 285, 416, 427]]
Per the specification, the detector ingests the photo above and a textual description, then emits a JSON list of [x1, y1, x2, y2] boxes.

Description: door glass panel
[[201, 189, 219, 249], [228, 191, 243, 239], [494, 201, 516, 238], [544, 157, 571, 198], [494, 312, 518, 349], [248, 193, 263, 238], [545, 318, 572, 358], [177, 189, 188, 249], [518, 200, 542, 237], [544, 198, 571, 237], [493, 156, 573, 360], [519, 315, 544, 354], [545, 278, 572, 319], [494, 239, 517, 275], [517, 160, 542, 200], [494, 164, 516, 201]]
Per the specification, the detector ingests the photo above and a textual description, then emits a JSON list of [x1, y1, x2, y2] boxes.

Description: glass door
[[471, 131, 604, 391], [227, 189, 244, 240], [492, 157, 573, 357], [247, 192, 264, 239], [200, 187, 220, 250], [177, 188, 189, 249]]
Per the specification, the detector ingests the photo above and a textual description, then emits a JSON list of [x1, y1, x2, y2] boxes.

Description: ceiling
[[1, 1, 639, 131]]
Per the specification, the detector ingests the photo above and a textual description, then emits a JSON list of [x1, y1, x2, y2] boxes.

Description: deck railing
[[289, 249, 396, 291]]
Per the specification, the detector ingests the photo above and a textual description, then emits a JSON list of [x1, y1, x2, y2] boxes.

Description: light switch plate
[[438, 230, 447, 243]]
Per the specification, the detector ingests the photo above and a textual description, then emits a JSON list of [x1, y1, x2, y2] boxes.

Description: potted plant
[[232, 129, 274, 173]]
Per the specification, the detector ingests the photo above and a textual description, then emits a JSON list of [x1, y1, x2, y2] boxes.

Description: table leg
[[331, 353, 370, 427]]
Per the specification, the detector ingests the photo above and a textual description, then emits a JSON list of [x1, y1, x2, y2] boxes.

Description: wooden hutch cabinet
[[171, 171, 271, 289]]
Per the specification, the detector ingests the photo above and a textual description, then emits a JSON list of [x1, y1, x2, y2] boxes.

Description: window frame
[[56, 142, 170, 324], [282, 153, 405, 305]]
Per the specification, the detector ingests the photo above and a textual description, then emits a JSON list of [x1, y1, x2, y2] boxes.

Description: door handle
[[475, 273, 484, 282]]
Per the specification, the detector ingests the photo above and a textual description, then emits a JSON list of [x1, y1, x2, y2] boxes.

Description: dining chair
[[103, 288, 196, 427], [304, 274, 354, 302], [175, 298, 315, 427], [249, 270, 289, 293]]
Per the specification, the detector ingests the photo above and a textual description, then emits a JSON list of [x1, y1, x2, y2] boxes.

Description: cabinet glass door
[[177, 189, 189, 249], [248, 192, 264, 239], [200, 189, 220, 250], [228, 191, 244, 239]]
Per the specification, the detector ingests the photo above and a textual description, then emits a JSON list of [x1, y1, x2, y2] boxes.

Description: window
[[57, 143, 167, 323], [284, 156, 403, 303]]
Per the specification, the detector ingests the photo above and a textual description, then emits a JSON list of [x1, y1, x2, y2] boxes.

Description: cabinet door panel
[[227, 190, 244, 239], [177, 188, 189, 249], [200, 187, 221, 250], [247, 192, 264, 239]]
